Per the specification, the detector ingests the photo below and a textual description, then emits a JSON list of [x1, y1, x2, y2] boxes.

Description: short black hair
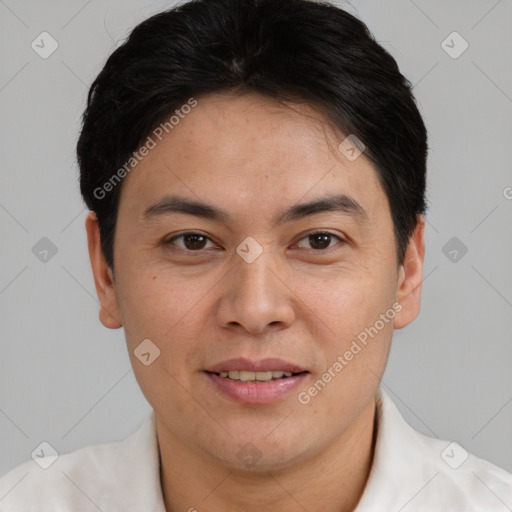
[[77, 0, 428, 269]]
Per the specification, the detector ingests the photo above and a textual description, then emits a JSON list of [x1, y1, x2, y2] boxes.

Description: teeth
[[238, 370, 255, 381], [273, 371, 292, 378], [217, 370, 295, 381]]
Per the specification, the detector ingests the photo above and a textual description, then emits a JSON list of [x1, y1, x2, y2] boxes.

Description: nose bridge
[[219, 246, 294, 333], [234, 247, 278, 307]]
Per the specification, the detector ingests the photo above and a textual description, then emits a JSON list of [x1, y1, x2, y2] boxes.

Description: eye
[[295, 231, 344, 251], [163, 230, 345, 253], [164, 232, 217, 251]]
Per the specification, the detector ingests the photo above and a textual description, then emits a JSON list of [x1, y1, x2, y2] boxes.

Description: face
[[87, 92, 424, 471]]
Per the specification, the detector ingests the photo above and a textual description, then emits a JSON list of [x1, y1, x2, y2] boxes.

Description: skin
[[86, 92, 425, 512]]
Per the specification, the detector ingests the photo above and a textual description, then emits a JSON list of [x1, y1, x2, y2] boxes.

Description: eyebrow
[[142, 193, 368, 226]]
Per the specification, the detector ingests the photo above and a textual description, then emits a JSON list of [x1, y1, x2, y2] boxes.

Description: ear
[[85, 211, 123, 329], [394, 214, 426, 330]]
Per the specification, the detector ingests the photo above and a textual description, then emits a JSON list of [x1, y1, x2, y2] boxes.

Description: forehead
[[118, 92, 388, 225]]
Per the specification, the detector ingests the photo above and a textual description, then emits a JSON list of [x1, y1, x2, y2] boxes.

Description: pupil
[[185, 234, 206, 250], [310, 233, 330, 249]]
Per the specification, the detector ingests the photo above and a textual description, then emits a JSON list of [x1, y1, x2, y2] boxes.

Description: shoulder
[[415, 423, 512, 509], [0, 440, 120, 512], [356, 390, 512, 511], [0, 412, 163, 512]]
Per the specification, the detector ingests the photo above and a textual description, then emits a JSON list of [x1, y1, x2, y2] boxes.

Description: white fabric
[[1, 389, 511, 511]]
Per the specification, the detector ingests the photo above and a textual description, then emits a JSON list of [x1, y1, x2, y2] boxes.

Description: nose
[[216, 250, 296, 336]]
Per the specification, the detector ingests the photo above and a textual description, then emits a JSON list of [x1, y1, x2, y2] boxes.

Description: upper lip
[[206, 358, 308, 373]]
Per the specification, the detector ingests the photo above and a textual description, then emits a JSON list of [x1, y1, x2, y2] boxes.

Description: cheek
[[300, 262, 397, 338], [115, 265, 220, 367], [298, 260, 397, 387], [296, 270, 395, 413], [115, 267, 183, 340]]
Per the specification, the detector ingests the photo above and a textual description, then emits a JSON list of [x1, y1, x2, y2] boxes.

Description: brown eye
[[296, 232, 343, 250], [166, 232, 215, 251]]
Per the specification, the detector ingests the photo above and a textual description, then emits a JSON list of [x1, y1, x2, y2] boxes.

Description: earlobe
[[85, 211, 123, 329], [394, 215, 426, 330]]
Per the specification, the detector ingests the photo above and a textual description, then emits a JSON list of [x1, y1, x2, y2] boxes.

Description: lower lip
[[205, 372, 309, 404]]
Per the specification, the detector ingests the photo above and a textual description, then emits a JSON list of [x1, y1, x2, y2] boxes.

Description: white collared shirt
[[1, 389, 511, 511]]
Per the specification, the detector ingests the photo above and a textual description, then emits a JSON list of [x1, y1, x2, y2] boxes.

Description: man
[[1, 0, 511, 510]]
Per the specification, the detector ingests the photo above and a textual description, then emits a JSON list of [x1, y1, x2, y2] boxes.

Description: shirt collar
[[354, 388, 442, 511], [102, 411, 166, 512]]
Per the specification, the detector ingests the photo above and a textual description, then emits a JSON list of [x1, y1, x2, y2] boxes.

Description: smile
[[204, 360, 310, 404]]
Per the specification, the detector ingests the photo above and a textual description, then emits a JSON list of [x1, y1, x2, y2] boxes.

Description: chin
[[208, 435, 312, 473]]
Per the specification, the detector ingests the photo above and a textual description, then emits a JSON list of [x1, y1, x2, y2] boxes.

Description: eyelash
[[163, 231, 345, 253]]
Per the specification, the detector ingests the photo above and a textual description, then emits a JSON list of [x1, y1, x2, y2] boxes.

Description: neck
[[158, 398, 377, 512]]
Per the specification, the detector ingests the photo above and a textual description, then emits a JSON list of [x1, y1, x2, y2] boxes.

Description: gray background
[[1, 0, 511, 479]]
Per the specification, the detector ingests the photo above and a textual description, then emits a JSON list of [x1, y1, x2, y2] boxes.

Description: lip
[[206, 357, 307, 373], [204, 358, 309, 405], [205, 372, 309, 404]]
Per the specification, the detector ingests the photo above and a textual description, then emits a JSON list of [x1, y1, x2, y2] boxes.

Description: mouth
[[204, 358, 310, 404]]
